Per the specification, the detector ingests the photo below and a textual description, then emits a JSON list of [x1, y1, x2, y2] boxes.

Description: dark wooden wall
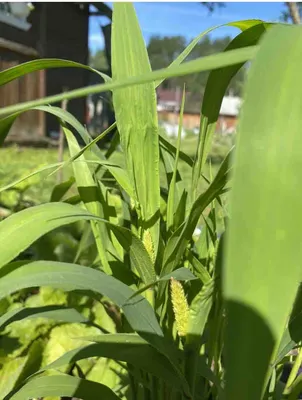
[[0, 3, 90, 140], [0, 60, 45, 139], [43, 3, 89, 136]]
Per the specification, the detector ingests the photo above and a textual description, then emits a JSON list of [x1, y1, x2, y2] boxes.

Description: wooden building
[[0, 2, 112, 144], [157, 88, 241, 134]]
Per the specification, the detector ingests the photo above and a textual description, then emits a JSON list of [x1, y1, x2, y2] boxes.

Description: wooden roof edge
[[0, 37, 39, 57]]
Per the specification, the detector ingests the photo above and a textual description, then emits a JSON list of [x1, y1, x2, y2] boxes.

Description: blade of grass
[[159, 134, 194, 167], [38, 335, 184, 391], [0, 260, 190, 396], [0, 58, 111, 86], [155, 19, 270, 87], [156, 149, 232, 306], [0, 160, 130, 199], [0, 260, 163, 339], [63, 125, 112, 274], [191, 23, 270, 202], [48, 120, 118, 178], [0, 45, 258, 118], [50, 176, 75, 202], [163, 149, 232, 276], [44, 23, 261, 180], [0, 105, 97, 148], [0, 306, 88, 331], [166, 87, 186, 232], [186, 249, 212, 285], [0, 162, 63, 193], [73, 222, 95, 264], [125, 267, 197, 301], [223, 25, 302, 400], [0, 20, 266, 88], [5, 375, 120, 400], [112, 3, 160, 255], [53, 22, 264, 177], [0, 201, 156, 285], [185, 279, 215, 396]]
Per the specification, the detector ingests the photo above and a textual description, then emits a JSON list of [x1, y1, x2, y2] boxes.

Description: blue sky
[[89, 2, 285, 53]]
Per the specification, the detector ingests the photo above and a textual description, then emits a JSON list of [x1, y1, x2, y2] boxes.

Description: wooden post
[[57, 89, 68, 184]]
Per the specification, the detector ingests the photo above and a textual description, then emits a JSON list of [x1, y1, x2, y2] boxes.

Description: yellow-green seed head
[[170, 278, 189, 337], [143, 229, 155, 264]]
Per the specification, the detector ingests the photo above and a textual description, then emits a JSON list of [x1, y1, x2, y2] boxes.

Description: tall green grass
[[0, 4, 301, 400]]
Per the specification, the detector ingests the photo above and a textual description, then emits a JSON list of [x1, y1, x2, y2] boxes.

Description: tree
[[148, 36, 187, 69], [201, 2, 225, 13], [147, 36, 186, 89], [281, 2, 301, 24], [91, 2, 227, 74], [89, 49, 108, 71], [147, 34, 245, 95]]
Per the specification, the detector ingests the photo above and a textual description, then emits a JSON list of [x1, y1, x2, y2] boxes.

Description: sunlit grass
[[0, 135, 230, 207]]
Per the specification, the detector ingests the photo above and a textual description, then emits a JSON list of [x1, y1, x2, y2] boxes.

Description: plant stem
[[127, 365, 137, 400], [57, 91, 68, 184], [284, 344, 302, 395], [150, 375, 158, 400], [287, 372, 302, 400], [184, 347, 198, 399], [145, 288, 155, 308]]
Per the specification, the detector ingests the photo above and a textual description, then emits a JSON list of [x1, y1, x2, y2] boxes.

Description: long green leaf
[[202, 23, 269, 123], [48, 22, 257, 182], [126, 267, 197, 301], [0, 341, 44, 399], [0, 201, 157, 284], [49, 22, 264, 184], [64, 126, 112, 274], [185, 280, 215, 396], [160, 143, 185, 206], [0, 160, 123, 195], [186, 249, 212, 285], [50, 176, 75, 202], [166, 88, 186, 231], [0, 162, 63, 193], [40, 334, 183, 390], [49, 121, 119, 179], [163, 149, 232, 277], [274, 311, 302, 366], [78, 334, 218, 393], [112, 3, 160, 255], [0, 58, 111, 86], [224, 25, 302, 400], [0, 202, 93, 269], [73, 221, 95, 264], [105, 223, 155, 285], [0, 105, 95, 148], [6, 375, 120, 400], [187, 279, 215, 345], [155, 19, 269, 87], [0, 260, 190, 395], [191, 22, 270, 201], [0, 306, 88, 331], [0, 261, 163, 339], [0, 105, 134, 198], [0, 46, 258, 118], [159, 133, 194, 167], [157, 149, 231, 305]]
